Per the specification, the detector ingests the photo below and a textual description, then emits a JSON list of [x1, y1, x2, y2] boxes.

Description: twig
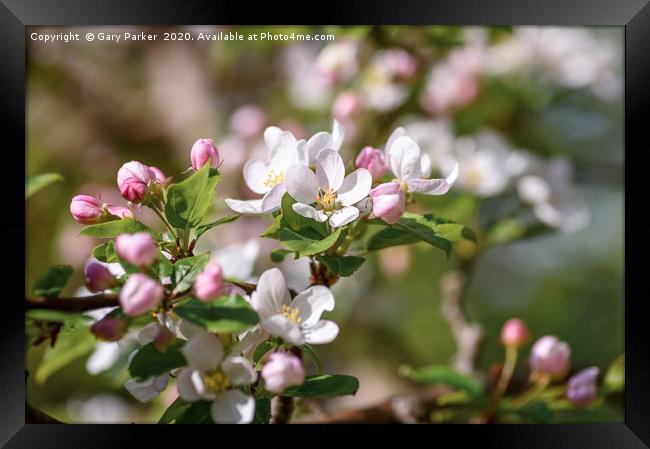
[[26, 294, 119, 312]]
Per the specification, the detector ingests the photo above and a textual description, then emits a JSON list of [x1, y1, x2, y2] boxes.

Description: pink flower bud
[[149, 166, 168, 185], [115, 232, 158, 267], [230, 105, 267, 139], [500, 318, 530, 348], [70, 195, 103, 224], [370, 182, 406, 225], [355, 147, 388, 180], [332, 91, 363, 121], [194, 261, 224, 302], [190, 138, 220, 170], [119, 273, 164, 317], [90, 317, 126, 341], [567, 367, 599, 406], [104, 205, 134, 219], [530, 335, 571, 379], [261, 352, 305, 394], [119, 176, 148, 203], [84, 262, 116, 292]]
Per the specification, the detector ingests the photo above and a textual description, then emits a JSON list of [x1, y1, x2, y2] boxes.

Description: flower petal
[[385, 126, 406, 153], [264, 126, 297, 159], [331, 119, 345, 151], [250, 268, 291, 318], [125, 375, 167, 403], [211, 390, 255, 424], [292, 203, 328, 222], [305, 132, 333, 166], [86, 342, 121, 375], [337, 168, 372, 206], [316, 148, 345, 191], [181, 332, 224, 371], [292, 285, 335, 328], [420, 153, 432, 178], [260, 184, 286, 212], [260, 315, 305, 345], [387, 135, 421, 181], [329, 206, 359, 228], [225, 198, 265, 214], [242, 159, 270, 194], [285, 163, 319, 204], [302, 320, 340, 345], [405, 162, 458, 195], [222, 356, 257, 386], [176, 368, 201, 402]]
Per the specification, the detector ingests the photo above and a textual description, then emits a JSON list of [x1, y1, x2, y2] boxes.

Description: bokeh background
[[26, 26, 623, 422]]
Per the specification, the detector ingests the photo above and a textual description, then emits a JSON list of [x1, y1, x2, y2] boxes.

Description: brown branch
[[26, 294, 119, 312]]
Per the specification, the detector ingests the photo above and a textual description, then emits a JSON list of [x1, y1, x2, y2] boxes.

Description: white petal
[[191, 370, 216, 400], [225, 198, 266, 214], [176, 368, 201, 402], [331, 119, 345, 151], [296, 139, 309, 166], [152, 374, 169, 392], [261, 315, 305, 345], [292, 285, 335, 328], [285, 163, 319, 204], [177, 319, 203, 340], [86, 342, 121, 375], [420, 153, 432, 178], [250, 268, 291, 318], [211, 390, 255, 424], [337, 169, 372, 206], [137, 322, 160, 345], [405, 163, 458, 195], [387, 135, 421, 181], [221, 356, 257, 386], [264, 127, 297, 159], [329, 206, 359, 228], [292, 203, 328, 222], [181, 333, 224, 371], [316, 148, 345, 191], [243, 159, 270, 194], [260, 184, 286, 212], [125, 376, 166, 403], [385, 126, 406, 153], [302, 320, 340, 345], [306, 132, 333, 166]]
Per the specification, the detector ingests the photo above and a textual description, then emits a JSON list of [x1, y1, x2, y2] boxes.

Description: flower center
[[203, 370, 230, 395], [316, 188, 337, 211], [465, 166, 482, 188], [282, 304, 302, 324], [263, 170, 284, 189]]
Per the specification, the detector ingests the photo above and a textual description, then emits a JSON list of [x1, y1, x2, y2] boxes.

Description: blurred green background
[[26, 25, 623, 422]]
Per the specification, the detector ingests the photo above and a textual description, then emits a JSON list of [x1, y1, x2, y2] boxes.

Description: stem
[[26, 294, 119, 311], [511, 373, 551, 409], [494, 345, 518, 400], [148, 201, 177, 239]]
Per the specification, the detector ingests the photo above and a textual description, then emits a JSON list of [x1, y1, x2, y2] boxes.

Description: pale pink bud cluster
[[500, 318, 530, 348], [355, 147, 388, 180], [69, 195, 103, 224], [370, 182, 406, 224], [90, 317, 126, 341], [529, 335, 571, 379], [190, 138, 220, 170], [115, 232, 158, 267], [119, 273, 164, 317], [261, 352, 305, 394], [566, 367, 599, 406], [117, 161, 156, 203], [194, 261, 224, 302], [84, 262, 116, 292]]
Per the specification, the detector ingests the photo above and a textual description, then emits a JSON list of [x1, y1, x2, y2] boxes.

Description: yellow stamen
[[263, 170, 284, 189], [203, 370, 230, 395], [282, 304, 302, 324], [316, 188, 337, 211]]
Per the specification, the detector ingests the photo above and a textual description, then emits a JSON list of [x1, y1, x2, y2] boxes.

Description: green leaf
[[128, 341, 186, 381], [280, 194, 326, 237], [172, 253, 210, 295], [33, 265, 73, 298], [253, 341, 275, 365], [278, 227, 342, 257], [91, 241, 118, 263], [253, 398, 272, 424], [315, 256, 365, 277], [485, 217, 526, 245], [34, 326, 95, 384], [173, 296, 259, 333], [399, 365, 483, 396], [603, 354, 624, 394], [80, 219, 157, 239], [165, 164, 221, 229], [270, 249, 293, 263], [283, 374, 359, 398], [298, 344, 323, 374], [173, 400, 213, 424], [26, 309, 91, 326], [513, 401, 554, 423], [195, 214, 240, 240], [154, 253, 174, 279], [367, 227, 423, 251], [158, 397, 193, 424], [261, 214, 283, 239], [26, 173, 63, 198]]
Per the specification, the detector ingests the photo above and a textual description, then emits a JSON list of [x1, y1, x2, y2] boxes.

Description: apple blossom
[[500, 318, 530, 348], [115, 232, 158, 267], [119, 273, 164, 317], [124, 323, 171, 402], [530, 335, 571, 379], [298, 119, 345, 167], [84, 262, 116, 292], [355, 146, 388, 180], [70, 195, 103, 224], [261, 352, 305, 393], [176, 332, 257, 424], [90, 317, 126, 342], [194, 260, 224, 302], [332, 90, 363, 122], [370, 182, 406, 225], [117, 161, 156, 203], [567, 367, 599, 406], [286, 148, 372, 228], [251, 268, 339, 345], [190, 138, 220, 170]]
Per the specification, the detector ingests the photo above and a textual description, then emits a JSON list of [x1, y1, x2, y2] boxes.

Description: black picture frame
[[6, 0, 649, 447]]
